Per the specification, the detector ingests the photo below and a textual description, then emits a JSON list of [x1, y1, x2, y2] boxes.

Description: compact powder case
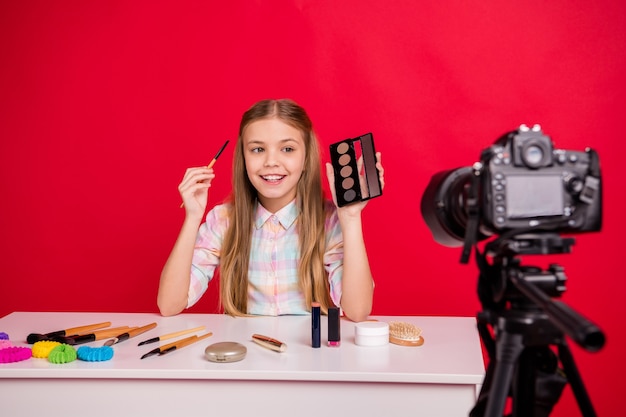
[[329, 132, 382, 207], [205, 342, 247, 363]]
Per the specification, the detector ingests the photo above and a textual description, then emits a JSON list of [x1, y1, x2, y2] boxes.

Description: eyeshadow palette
[[329, 132, 382, 207]]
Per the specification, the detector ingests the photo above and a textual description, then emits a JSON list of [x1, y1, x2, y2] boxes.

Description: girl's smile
[[261, 174, 286, 183]]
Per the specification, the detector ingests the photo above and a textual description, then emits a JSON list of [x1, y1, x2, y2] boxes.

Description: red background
[[1, 1, 624, 415]]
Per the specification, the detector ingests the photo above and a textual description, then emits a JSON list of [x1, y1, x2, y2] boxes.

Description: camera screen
[[506, 175, 564, 218]]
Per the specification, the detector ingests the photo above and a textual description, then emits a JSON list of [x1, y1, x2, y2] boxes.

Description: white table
[[0, 312, 485, 417]]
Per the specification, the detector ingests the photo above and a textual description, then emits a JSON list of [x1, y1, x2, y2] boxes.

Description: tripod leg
[[512, 347, 537, 416], [558, 342, 598, 417], [513, 347, 566, 417], [484, 330, 525, 417], [470, 357, 495, 417], [470, 319, 496, 417]]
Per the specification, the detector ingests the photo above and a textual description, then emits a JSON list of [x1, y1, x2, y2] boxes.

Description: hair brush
[[388, 321, 424, 346]]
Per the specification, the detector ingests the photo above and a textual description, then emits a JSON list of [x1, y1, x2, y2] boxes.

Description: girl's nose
[[263, 150, 279, 167]]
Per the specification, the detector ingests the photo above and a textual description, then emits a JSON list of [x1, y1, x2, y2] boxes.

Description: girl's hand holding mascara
[[178, 167, 215, 218]]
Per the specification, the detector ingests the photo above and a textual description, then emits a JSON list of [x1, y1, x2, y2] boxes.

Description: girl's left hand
[[325, 152, 385, 215]]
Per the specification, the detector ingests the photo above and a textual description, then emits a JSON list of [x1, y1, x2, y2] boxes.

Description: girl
[[158, 99, 384, 322]]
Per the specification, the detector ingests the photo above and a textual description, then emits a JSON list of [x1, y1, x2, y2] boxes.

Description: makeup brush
[[159, 332, 213, 356], [26, 321, 112, 344], [180, 140, 229, 208], [103, 322, 157, 346], [138, 325, 205, 346], [140, 332, 213, 359], [57, 326, 136, 345]]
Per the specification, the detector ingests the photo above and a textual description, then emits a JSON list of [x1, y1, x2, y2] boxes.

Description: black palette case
[[329, 132, 382, 207]]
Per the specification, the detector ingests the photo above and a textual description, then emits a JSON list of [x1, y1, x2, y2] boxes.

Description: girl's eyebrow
[[246, 138, 300, 145]]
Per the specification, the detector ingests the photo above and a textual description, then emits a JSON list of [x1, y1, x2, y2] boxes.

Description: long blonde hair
[[219, 99, 334, 316]]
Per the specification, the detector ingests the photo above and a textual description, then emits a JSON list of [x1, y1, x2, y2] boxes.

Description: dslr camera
[[421, 124, 602, 248]]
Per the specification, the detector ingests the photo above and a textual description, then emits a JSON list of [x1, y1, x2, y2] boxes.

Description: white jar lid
[[355, 321, 389, 336]]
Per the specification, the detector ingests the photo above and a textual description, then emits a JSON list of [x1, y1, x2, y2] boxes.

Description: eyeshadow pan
[[337, 142, 350, 154], [340, 165, 353, 177], [342, 177, 355, 189], [338, 154, 351, 166], [343, 189, 357, 202]]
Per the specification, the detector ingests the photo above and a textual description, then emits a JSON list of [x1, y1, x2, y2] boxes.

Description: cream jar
[[354, 321, 389, 346]]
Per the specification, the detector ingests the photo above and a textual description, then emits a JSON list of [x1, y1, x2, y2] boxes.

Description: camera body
[[479, 124, 601, 233], [421, 124, 602, 247]]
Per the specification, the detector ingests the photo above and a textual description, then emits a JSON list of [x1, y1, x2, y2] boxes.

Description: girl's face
[[242, 117, 306, 213]]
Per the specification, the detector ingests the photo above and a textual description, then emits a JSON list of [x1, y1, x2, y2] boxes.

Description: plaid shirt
[[189, 199, 344, 315]]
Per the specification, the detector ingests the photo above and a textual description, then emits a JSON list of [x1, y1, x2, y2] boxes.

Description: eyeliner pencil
[[180, 140, 230, 208], [138, 326, 206, 346]]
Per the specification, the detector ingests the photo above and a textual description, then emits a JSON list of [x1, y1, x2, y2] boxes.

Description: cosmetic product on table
[[26, 321, 112, 344], [251, 334, 287, 353], [58, 326, 136, 345], [311, 302, 321, 348], [140, 332, 213, 359], [205, 342, 247, 363], [103, 322, 157, 346], [354, 321, 389, 347], [138, 326, 206, 346], [327, 307, 341, 347]]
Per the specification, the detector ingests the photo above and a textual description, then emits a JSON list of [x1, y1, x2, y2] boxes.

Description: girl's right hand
[[178, 166, 215, 218]]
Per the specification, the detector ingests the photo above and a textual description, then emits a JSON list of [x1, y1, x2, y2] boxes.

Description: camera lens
[[421, 167, 490, 247]]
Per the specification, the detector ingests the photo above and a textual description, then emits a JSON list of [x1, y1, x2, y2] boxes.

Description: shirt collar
[[255, 199, 298, 230]]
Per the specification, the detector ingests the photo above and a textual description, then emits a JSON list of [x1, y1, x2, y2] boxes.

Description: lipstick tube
[[311, 302, 321, 348], [328, 307, 340, 347], [252, 334, 287, 353]]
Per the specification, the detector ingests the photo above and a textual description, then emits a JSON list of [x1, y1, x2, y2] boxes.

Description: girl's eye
[[283, 147, 294, 153], [250, 147, 264, 153]]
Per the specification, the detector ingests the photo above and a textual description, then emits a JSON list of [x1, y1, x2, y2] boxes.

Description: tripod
[[469, 234, 605, 417]]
